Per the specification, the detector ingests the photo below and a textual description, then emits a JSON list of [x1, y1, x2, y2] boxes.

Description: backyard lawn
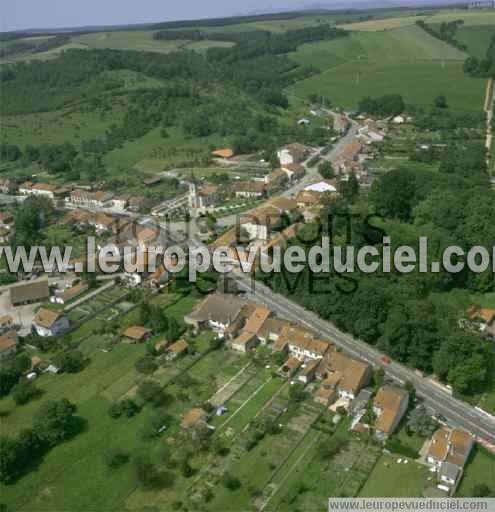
[[457, 446, 495, 497], [359, 454, 430, 497]]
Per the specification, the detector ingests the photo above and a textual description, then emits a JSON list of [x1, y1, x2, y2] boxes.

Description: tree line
[[259, 141, 494, 396], [464, 32, 495, 78]]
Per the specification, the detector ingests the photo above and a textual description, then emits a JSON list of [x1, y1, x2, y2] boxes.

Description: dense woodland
[[260, 140, 494, 396], [0, 35, 70, 59]]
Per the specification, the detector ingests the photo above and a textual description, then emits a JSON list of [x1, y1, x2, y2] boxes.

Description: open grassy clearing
[[0, 70, 163, 149], [342, 9, 495, 31], [341, 15, 429, 32], [0, 291, 226, 511], [183, 11, 409, 35], [0, 397, 154, 512], [427, 10, 495, 26], [292, 59, 484, 112], [457, 25, 495, 59], [0, 31, 235, 64], [72, 30, 236, 54], [73, 31, 188, 53], [290, 25, 466, 72], [103, 126, 223, 172], [457, 446, 495, 497], [288, 23, 484, 112], [359, 453, 431, 497], [289, 24, 483, 113]]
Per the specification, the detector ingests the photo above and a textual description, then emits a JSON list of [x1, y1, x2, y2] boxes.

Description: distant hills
[[3, 1, 469, 36]]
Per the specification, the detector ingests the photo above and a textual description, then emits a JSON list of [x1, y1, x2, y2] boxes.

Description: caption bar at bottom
[[328, 498, 495, 512]]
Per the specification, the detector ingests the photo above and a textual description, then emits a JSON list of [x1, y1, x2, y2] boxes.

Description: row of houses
[[184, 291, 477, 475], [67, 190, 145, 212], [120, 325, 189, 360], [184, 292, 413, 439], [426, 427, 474, 495], [232, 163, 306, 201], [1, 178, 144, 212]]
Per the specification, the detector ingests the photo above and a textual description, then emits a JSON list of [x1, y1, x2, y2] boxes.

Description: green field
[[289, 26, 484, 112], [457, 446, 495, 497], [0, 30, 236, 63], [457, 25, 495, 59], [292, 59, 484, 112], [73, 30, 234, 53], [359, 454, 430, 497], [342, 9, 495, 31]]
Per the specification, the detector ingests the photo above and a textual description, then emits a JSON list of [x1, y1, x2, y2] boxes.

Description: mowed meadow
[[289, 23, 486, 112]]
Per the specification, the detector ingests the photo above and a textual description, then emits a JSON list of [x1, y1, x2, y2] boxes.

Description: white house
[[19, 182, 57, 200], [184, 294, 245, 338], [277, 143, 307, 166], [112, 195, 130, 211], [304, 181, 337, 194], [68, 190, 114, 209], [32, 308, 70, 337]]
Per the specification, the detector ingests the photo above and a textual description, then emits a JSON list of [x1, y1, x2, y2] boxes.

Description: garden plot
[[212, 372, 285, 436], [266, 426, 381, 511], [205, 397, 325, 511]]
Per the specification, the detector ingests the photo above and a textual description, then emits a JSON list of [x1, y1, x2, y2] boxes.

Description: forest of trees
[[259, 141, 494, 396], [358, 94, 405, 116], [416, 19, 467, 52], [0, 35, 70, 59]]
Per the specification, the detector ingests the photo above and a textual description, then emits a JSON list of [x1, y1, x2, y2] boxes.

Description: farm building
[[10, 279, 50, 306], [122, 326, 152, 343], [32, 308, 70, 337]]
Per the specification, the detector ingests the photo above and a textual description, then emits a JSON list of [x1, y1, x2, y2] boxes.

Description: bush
[[104, 448, 129, 468], [108, 399, 140, 419], [318, 160, 334, 179], [222, 472, 241, 490], [53, 350, 85, 373], [137, 380, 170, 407], [385, 438, 419, 459], [134, 355, 158, 375], [11, 380, 40, 405], [133, 456, 161, 488]]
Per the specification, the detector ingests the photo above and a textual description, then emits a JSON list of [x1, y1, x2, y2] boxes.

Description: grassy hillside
[[72, 30, 234, 53], [342, 9, 495, 31], [457, 25, 495, 58], [289, 25, 484, 112]]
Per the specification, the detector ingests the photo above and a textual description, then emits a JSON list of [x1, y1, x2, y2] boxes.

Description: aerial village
[[0, 106, 493, 505]]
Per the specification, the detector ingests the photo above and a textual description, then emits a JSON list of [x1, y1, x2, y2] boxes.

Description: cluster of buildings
[[121, 324, 189, 360], [0, 177, 145, 213], [209, 178, 338, 265], [184, 292, 412, 439], [182, 290, 477, 495], [426, 427, 474, 495]]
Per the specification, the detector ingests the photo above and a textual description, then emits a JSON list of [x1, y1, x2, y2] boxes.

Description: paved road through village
[[233, 273, 495, 446]]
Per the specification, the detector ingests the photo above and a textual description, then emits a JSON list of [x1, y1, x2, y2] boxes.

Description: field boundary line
[[216, 376, 274, 432], [210, 361, 253, 404], [259, 408, 324, 511]]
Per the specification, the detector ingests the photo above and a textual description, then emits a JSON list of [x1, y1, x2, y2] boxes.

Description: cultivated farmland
[[289, 25, 485, 112]]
